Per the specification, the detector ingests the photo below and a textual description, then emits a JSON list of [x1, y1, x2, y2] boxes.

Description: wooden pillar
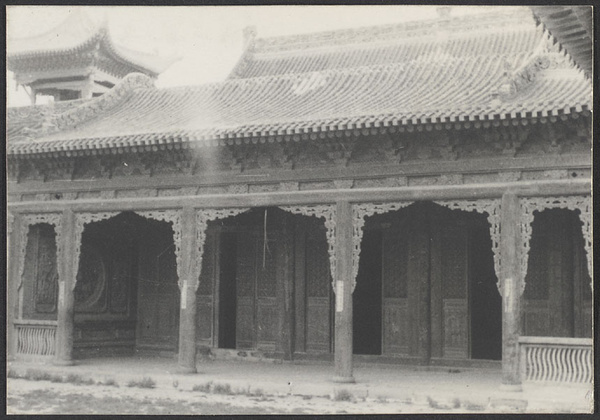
[[177, 206, 198, 374], [410, 209, 431, 364], [55, 209, 75, 366], [500, 192, 522, 391], [333, 201, 355, 383], [7, 213, 21, 360]]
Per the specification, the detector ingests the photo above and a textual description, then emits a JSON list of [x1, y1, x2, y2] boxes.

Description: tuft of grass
[[376, 395, 388, 404], [26, 369, 52, 381], [49, 374, 64, 383], [127, 377, 156, 389], [463, 401, 485, 411], [452, 397, 461, 409], [333, 389, 353, 402], [250, 388, 264, 397], [192, 381, 213, 393], [427, 396, 442, 409], [66, 373, 94, 385], [212, 382, 233, 395], [101, 378, 119, 387], [7, 369, 21, 379]]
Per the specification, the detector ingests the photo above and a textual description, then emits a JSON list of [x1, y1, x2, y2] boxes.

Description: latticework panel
[[16, 323, 56, 356], [521, 339, 593, 383]]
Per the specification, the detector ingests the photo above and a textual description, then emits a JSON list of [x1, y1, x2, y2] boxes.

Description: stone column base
[[332, 375, 355, 384]]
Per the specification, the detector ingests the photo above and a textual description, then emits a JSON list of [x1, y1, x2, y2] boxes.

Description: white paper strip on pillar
[[181, 279, 187, 309], [336, 280, 344, 312]]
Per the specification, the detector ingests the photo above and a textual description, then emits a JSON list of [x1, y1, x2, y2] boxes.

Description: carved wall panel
[[34, 226, 59, 314], [18, 214, 62, 292], [74, 244, 108, 313], [351, 202, 413, 292], [520, 195, 592, 293]]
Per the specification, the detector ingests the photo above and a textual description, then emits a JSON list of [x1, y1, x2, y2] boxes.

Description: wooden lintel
[[7, 179, 591, 213]]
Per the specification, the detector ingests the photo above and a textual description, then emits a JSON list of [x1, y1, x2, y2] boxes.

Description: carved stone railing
[[195, 208, 250, 291], [434, 199, 502, 293], [519, 336, 593, 384], [280, 205, 336, 289], [352, 202, 413, 292], [15, 319, 57, 357], [520, 195, 592, 293]]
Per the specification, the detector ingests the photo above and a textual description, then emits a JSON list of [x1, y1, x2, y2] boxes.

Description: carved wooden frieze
[[352, 202, 413, 292], [520, 195, 592, 293], [434, 199, 502, 293]]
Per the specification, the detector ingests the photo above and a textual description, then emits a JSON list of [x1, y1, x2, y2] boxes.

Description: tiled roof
[[7, 10, 176, 77], [7, 7, 591, 157], [531, 6, 592, 79], [230, 7, 543, 79]]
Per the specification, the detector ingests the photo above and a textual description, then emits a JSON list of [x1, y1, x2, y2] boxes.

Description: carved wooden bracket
[[195, 208, 251, 291], [280, 205, 337, 290], [520, 195, 592, 294], [352, 202, 414, 292], [17, 213, 62, 291], [434, 199, 502, 293]]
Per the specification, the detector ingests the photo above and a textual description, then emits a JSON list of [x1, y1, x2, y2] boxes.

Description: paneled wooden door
[[234, 229, 280, 351]]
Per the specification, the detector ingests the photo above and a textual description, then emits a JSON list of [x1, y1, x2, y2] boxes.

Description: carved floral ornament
[[520, 195, 592, 293], [17, 213, 62, 290]]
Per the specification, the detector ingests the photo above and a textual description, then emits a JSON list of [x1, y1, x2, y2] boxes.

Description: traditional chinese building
[[7, 7, 592, 391]]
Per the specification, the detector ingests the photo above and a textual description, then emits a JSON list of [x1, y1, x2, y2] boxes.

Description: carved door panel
[[440, 225, 469, 359], [305, 223, 332, 353], [196, 230, 216, 347], [256, 233, 279, 352], [382, 229, 410, 355], [136, 227, 179, 351], [235, 231, 256, 349]]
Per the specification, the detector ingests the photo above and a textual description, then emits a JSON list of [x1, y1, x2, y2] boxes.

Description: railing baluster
[[519, 336, 592, 384]]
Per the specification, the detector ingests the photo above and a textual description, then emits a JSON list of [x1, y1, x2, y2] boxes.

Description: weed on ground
[[333, 389, 353, 402], [127, 377, 156, 389]]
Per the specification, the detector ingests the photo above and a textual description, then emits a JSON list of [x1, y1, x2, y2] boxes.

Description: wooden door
[[382, 228, 410, 355], [439, 224, 469, 359], [234, 229, 280, 351], [136, 224, 179, 351]]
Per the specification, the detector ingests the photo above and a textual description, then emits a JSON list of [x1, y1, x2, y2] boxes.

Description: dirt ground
[[7, 376, 497, 415]]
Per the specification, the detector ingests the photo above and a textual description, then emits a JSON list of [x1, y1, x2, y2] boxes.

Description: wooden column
[[55, 209, 75, 366], [411, 210, 431, 364], [500, 192, 522, 391], [7, 213, 21, 359], [177, 206, 199, 374], [333, 201, 355, 383]]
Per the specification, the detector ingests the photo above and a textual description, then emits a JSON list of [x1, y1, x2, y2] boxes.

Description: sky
[[6, 5, 495, 107]]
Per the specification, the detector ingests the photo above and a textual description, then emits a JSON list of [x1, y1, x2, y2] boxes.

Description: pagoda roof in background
[[530, 6, 593, 79], [7, 7, 591, 157], [7, 9, 177, 78]]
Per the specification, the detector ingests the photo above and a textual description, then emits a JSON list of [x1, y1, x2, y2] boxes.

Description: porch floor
[[7, 356, 593, 413]]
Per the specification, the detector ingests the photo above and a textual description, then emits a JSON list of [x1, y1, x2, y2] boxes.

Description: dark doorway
[[353, 229, 383, 355], [218, 232, 237, 349], [469, 222, 502, 360]]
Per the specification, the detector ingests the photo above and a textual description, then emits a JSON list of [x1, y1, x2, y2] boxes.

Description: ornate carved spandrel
[[352, 202, 413, 292], [73, 212, 120, 291], [433, 199, 501, 294], [136, 210, 182, 286], [280, 205, 337, 290], [195, 208, 251, 291], [18, 213, 62, 291], [520, 195, 592, 293]]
